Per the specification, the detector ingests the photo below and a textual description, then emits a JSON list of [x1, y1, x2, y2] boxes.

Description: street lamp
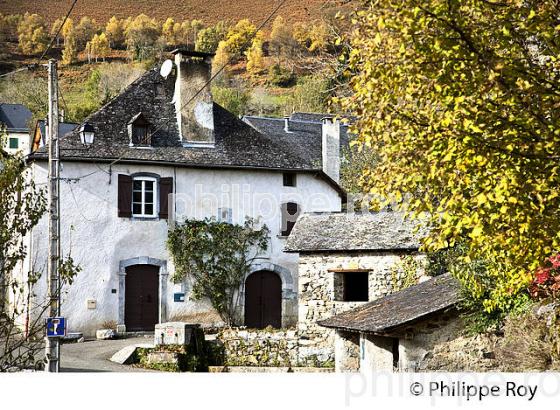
[[79, 122, 95, 145]]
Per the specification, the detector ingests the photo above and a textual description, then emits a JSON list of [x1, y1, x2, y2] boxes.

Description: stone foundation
[[216, 328, 335, 368]]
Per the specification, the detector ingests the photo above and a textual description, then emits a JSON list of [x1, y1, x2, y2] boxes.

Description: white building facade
[[23, 50, 346, 336]]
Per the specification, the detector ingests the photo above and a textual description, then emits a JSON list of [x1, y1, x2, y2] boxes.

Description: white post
[[45, 59, 61, 373]]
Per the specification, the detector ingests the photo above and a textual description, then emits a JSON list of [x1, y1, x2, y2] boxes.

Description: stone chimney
[[322, 117, 341, 183], [173, 49, 215, 145]]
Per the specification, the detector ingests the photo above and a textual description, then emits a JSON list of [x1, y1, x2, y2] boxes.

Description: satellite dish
[[160, 59, 174, 78]]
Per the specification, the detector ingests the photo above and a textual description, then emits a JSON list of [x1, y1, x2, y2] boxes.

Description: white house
[[24, 50, 347, 336], [0, 103, 32, 154]]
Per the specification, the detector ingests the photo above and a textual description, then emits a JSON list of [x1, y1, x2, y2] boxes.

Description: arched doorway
[[125, 264, 159, 331], [244, 270, 282, 329]]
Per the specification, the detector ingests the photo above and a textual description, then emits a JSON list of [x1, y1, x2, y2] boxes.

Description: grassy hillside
[[0, 0, 351, 25]]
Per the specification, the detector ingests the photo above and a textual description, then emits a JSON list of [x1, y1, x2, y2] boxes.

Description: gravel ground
[[60, 336, 156, 372]]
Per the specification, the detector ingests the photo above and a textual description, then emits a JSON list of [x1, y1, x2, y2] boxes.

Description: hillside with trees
[[0, 8, 351, 128]]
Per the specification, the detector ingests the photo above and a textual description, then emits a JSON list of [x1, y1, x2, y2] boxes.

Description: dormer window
[[128, 113, 151, 146]]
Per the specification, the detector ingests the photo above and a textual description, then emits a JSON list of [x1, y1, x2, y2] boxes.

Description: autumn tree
[[50, 18, 64, 47], [0, 14, 22, 42], [125, 14, 162, 61], [161, 17, 177, 46], [269, 16, 298, 61], [61, 17, 74, 46], [17, 13, 48, 54], [74, 16, 99, 49], [246, 31, 266, 78], [86, 33, 110, 63], [340, 0, 560, 315], [224, 19, 257, 56], [105, 16, 125, 48], [62, 28, 78, 65]]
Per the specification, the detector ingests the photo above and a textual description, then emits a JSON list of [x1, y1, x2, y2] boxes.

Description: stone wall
[[217, 328, 300, 367], [297, 251, 426, 364], [356, 311, 502, 372], [216, 328, 336, 368]]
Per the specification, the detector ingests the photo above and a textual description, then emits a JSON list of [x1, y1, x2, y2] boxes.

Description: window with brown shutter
[[117, 174, 133, 218], [159, 177, 173, 219], [280, 202, 300, 237]]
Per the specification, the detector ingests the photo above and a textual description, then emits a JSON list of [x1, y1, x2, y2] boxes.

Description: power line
[[38, 0, 80, 63], [69, 0, 289, 181], [0, 0, 79, 79]]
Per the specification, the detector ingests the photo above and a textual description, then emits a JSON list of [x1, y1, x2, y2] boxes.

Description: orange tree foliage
[[338, 0, 560, 314]]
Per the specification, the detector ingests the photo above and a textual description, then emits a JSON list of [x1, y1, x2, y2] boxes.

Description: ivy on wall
[[167, 217, 269, 326]]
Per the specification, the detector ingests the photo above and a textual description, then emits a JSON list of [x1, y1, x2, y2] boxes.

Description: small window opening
[[283, 172, 296, 187], [128, 113, 151, 146], [336, 271, 369, 302]]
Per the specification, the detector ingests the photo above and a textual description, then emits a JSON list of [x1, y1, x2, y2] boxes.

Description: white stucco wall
[[4, 131, 30, 155], [26, 160, 342, 336]]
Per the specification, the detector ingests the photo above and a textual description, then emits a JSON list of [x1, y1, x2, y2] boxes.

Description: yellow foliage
[[339, 0, 560, 314]]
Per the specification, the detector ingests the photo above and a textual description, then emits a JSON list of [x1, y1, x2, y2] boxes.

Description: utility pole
[[45, 59, 61, 373]]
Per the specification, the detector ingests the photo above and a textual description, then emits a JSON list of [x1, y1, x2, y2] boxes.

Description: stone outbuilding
[[284, 211, 429, 365], [318, 274, 462, 372]]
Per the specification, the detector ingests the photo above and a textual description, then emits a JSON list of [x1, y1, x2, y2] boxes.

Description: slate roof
[[0, 103, 32, 132], [243, 114, 350, 160], [318, 274, 461, 334], [30, 68, 348, 176], [284, 212, 428, 253]]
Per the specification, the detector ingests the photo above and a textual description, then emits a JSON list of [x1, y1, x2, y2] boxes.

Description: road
[[60, 336, 155, 372]]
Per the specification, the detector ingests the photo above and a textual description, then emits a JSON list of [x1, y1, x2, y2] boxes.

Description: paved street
[[60, 336, 155, 372]]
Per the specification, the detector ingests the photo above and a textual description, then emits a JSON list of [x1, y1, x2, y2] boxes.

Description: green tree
[[212, 86, 250, 116], [167, 218, 269, 326], [195, 21, 229, 53], [0, 134, 81, 371], [339, 0, 560, 315]]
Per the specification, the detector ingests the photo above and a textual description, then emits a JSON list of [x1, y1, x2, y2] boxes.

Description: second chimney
[[173, 49, 215, 145], [322, 117, 341, 184]]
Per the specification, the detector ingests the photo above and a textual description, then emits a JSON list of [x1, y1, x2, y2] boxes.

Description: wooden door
[[125, 264, 159, 331], [244, 271, 282, 329]]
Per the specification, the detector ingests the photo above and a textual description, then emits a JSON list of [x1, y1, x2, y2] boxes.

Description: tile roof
[[284, 212, 428, 253], [318, 274, 461, 334], [0, 103, 32, 132], [30, 68, 348, 175]]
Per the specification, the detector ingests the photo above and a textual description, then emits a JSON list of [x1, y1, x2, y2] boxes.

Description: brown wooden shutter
[[117, 174, 133, 218], [159, 177, 174, 219]]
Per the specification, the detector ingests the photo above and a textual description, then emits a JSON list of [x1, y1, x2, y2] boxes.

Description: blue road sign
[[46, 317, 66, 337]]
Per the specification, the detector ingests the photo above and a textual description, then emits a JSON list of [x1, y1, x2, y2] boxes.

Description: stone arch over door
[[240, 262, 296, 328], [118, 257, 168, 331]]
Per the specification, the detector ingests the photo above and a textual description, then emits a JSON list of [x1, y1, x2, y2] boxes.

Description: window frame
[[335, 271, 369, 302], [283, 172, 297, 187], [131, 176, 158, 218], [9, 137, 19, 149]]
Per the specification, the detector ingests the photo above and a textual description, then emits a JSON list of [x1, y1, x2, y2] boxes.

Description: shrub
[[497, 305, 560, 371], [529, 254, 560, 300], [267, 64, 295, 87], [212, 86, 250, 118]]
